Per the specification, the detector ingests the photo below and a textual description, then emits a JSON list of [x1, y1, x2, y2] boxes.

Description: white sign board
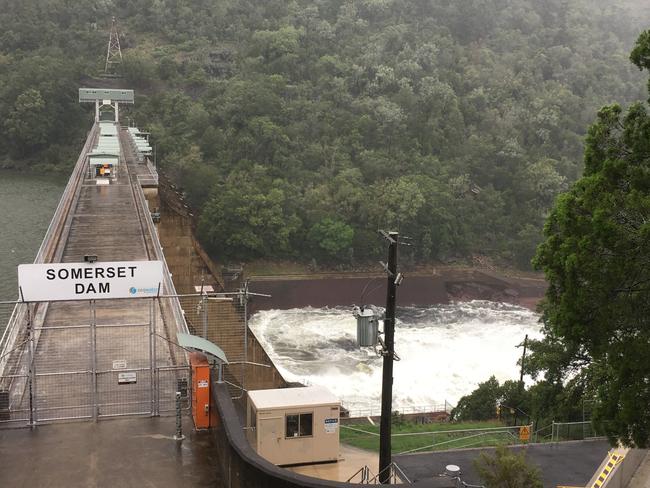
[[118, 372, 137, 384], [18, 261, 163, 302], [324, 418, 339, 434], [112, 360, 127, 370]]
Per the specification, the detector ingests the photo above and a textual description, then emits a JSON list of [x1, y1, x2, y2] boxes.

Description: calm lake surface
[[0, 171, 66, 301]]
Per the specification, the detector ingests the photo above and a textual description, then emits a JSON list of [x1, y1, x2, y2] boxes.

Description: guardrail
[[0, 125, 99, 374], [137, 174, 159, 187], [344, 402, 454, 419], [340, 423, 532, 455], [131, 177, 188, 335]]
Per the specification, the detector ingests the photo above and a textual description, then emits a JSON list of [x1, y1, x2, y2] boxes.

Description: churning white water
[[249, 301, 542, 413]]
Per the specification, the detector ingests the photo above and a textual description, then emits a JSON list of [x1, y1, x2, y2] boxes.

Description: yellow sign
[[519, 425, 530, 442]]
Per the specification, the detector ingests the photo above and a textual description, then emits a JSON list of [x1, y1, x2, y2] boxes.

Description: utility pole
[[514, 334, 528, 426], [105, 17, 123, 75], [379, 230, 399, 484]]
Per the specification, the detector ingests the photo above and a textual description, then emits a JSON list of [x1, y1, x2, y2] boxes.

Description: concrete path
[[0, 416, 218, 487]]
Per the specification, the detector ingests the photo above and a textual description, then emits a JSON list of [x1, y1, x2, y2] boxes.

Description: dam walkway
[[0, 119, 194, 426]]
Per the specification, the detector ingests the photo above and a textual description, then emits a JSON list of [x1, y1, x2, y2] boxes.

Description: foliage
[[197, 166, 301, 260], [474, 446, 543, 488], [530, 31, 650, 448], [307, 218, 354, 262], [452, 376, 502, 421], [121, 50, 156, 87], [451, 376, 532, 424], [0, 0, 647, 266]]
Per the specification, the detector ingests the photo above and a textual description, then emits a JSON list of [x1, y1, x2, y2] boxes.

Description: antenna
[[105, 17, 123, 75]]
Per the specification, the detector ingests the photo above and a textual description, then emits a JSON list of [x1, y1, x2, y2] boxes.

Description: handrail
[[367, 462, 411, 484], [397, 429, 520, 455], [342, 423, 527, 438], [346, 465, 373, 483], [137, 174, 159, 186], [344, 402, 454, 418], [131, 172, 188, 335]]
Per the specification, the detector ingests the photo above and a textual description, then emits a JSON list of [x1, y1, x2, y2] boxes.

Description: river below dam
[[249, 302, 542, 413], [0, 172, 66, 302]]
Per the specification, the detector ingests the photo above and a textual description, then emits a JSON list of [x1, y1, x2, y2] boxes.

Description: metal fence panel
[[0, 290, 251, 426], [155, 298, 190, 414], [34, 372, 94, 422], [176, 293, 247, 398], [96, 314, 152, 418], [33, 322, 93, 422]]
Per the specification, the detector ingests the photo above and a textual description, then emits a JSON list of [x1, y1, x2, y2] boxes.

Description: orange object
[[190, 352, 211, 429]]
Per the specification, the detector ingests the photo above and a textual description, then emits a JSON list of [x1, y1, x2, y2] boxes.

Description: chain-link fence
[[175, 292, 248, 398], [0, 289, 255, 428]]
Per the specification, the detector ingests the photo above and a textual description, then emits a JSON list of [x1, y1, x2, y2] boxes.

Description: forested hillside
[[1, 0, 647, 268]]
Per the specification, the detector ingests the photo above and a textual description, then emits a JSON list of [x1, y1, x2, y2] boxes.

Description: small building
[[247, 386, 341, 466], [88, 121, 121, 178], [88, 152, 119, 178]]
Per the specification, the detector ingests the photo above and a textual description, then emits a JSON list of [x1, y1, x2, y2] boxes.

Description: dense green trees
[[451, 376, 532, 424], [529, 31, 650, 448], [451, 376, 502, 421], [0, 0, 647, 269]]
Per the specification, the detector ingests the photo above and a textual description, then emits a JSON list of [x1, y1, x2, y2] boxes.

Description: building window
[[286, 413, 313, 438]]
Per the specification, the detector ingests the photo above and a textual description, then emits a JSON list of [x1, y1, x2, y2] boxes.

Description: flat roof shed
[[247, 386, 341, 466]]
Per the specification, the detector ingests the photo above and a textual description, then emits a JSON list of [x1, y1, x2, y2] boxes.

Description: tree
[[121, 50, 156, 87], [474, 446, 543, 488], [451, 376, 500, 421], [532, 31, 650, 448], [4, 89, 49, 157], [197, 166, 301, 260], [307, 218, 354, 262]]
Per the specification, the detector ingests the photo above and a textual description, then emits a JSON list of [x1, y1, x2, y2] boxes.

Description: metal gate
[[0, 290, 252, 427], [0, 296, 193, 426]]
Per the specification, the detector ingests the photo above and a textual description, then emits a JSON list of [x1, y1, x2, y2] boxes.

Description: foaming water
[[249, 301, 542, 411]]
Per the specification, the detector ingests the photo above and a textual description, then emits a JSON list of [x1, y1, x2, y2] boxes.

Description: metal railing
[[344, 401, 454, 419], [137, 174, 159, 187], [131, 174, 188, 335], [341, 423, 533, 455], [368, 462, 411, 484], [346, 462, 410, 484], [541, 421, 604, 443]]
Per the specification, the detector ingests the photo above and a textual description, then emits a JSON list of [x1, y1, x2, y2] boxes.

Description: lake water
[[0, 171, 65, 300]]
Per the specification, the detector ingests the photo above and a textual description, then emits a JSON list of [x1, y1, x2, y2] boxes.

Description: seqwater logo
[[129, 286, 157, 295]]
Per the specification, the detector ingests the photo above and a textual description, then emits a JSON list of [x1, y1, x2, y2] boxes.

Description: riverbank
[[247, 266, 546, 313]]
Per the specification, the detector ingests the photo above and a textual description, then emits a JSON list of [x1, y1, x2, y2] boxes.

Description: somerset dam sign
[[18, 261, 164, 302]]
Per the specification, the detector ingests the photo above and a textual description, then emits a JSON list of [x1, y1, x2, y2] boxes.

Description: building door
[[258, 416, 283, 464]]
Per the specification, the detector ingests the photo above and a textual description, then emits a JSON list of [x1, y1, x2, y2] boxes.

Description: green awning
[[176, 333, 229, 364]]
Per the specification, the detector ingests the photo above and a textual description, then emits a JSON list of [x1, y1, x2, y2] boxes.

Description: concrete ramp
[[586, 447, 648, 488]]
